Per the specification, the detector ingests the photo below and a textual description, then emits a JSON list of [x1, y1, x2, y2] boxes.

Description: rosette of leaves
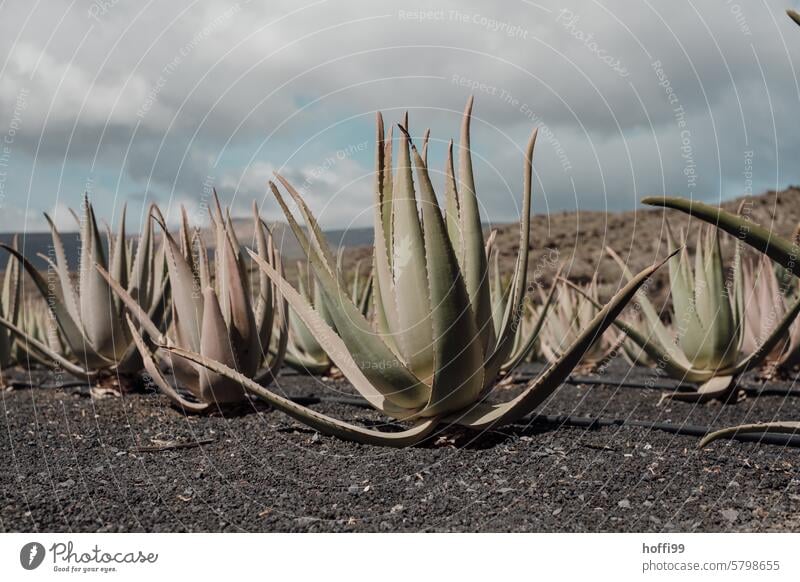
[[640, 196, 800, 443], [603, 226, 800, 402], [164, 98, 667, 446], [0, 198, 170, 381], [101, 197, 288, 412]]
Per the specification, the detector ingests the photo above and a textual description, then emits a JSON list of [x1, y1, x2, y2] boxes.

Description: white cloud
[[1, 0, 799, 228]]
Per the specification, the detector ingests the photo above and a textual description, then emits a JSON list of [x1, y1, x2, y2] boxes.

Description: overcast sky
[[1, 0, 800, 233]]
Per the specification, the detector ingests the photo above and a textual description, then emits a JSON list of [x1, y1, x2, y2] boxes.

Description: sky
[[1, 0, 800, 233]]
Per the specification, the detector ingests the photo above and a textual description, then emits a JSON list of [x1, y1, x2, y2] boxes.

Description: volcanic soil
[[2, 358, 799, 533]]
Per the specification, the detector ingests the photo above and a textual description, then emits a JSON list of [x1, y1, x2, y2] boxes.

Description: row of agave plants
[[2, 92, 800, 446]]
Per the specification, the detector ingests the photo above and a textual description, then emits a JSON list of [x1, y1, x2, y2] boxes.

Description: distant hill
[[4, 187, 800, 311], [0, 222, 375, 270]]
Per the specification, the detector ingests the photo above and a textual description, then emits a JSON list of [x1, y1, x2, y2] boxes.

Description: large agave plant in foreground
[[0, 199, 169, 381], [642, 195, 800, 444], [166, 99, 668, 446], [604, 227, 800, 402], [102, 198, 288, 412]]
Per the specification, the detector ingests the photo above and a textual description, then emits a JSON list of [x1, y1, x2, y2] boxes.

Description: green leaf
[[642, 196, 800, 276], [457, 97, 494, 358], [699, 421, 800, 448], [408, 131, 485, 415]]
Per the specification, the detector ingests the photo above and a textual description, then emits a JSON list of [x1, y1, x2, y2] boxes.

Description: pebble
[[618, 499, 631, 509], [720, 509, 739, 523]]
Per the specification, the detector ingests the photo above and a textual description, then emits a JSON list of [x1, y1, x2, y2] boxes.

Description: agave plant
[[604, 221, 800, 402], [640, 194, 800, 442], [0, 236, 22, 382], [0, 199, 170, 381], [100, 197, 288, 412], [163, 98, 667, 446], [539, 276, 623, 372], [643, 10, 800, 444]]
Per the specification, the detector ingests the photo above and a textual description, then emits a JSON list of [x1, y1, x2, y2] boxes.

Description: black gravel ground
[[2, 359, 799, 532]]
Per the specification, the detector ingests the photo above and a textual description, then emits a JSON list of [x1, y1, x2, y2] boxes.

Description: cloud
[[1, 0, 799, 230]]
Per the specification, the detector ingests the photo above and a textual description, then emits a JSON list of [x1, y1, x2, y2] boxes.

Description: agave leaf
[[391, 121, 434, 382], [95, 263, 165, 341], [110, 204, 129, 303], [380, 118, 394, 263], [661, 374, 734, 403], [501, 263, 562, 373], [283, 345, 331, 375], [372, 116, 401, 354], [129, 204, 155, 306], [115, 276, 172, 374], [288, 270, 327, 363], [252, 211, 272, 330], [421, 128, 430, 164], [42, 214, 81, 326], [642, 197, 800, 276], [407, 131, 485, 415], [481, 129, 537, 384], [698, 228, 737, 368], [0, 235, 22, 364], [218, 229, 259, 375], [444, 140, 463, 264], [125, 316, 210, 413], [0, 315, 97, 378], [196, 287, 244, 403], [1, 244, 90, 361], [163, 345, 440, 447], [155, 216, 203, 352], [78, 199, 118, 356], [699, 421, 800, 448], [275, 174, 339, 280], [254, 240, 288, 387], [445, 255, 670, 428], [457, 97, 494, 358], [605, 246, 688, 365]]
